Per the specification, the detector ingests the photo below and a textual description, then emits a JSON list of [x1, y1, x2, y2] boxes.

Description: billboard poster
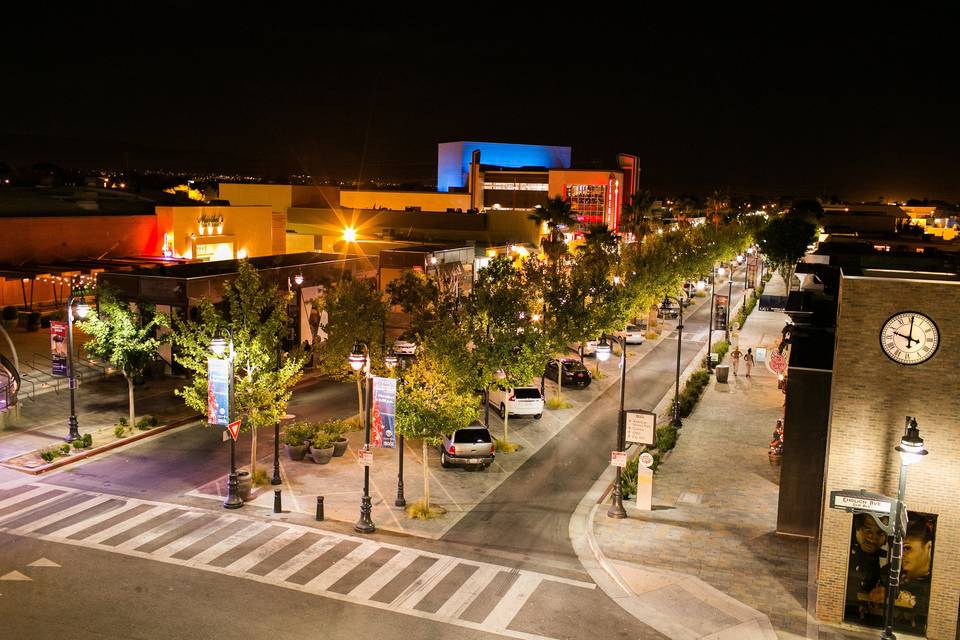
[[370, 376, 396, 449], [746, 257, 759, 289], [844, 511, 937, 636], [50, 321, 68, 377], [713, 295, 729, 330], [207, 358, 232, 426]]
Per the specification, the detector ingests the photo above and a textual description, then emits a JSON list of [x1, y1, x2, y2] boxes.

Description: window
[[513, 388, 542, 399], [565, 184, 607, 223]]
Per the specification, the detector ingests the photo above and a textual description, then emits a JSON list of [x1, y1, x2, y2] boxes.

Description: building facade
[[816, 270, 960, 639]]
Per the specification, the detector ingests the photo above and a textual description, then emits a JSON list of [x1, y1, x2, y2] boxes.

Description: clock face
[[879, 312, 940, 365]]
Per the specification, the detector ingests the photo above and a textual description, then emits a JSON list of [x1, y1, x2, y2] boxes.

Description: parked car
[[623, 324, 646, 344], [657, 305, 680, 320], [439, 422, 495, 469], [568, 340, 598, 356], [488, 386, 544, 419], [544, 358, 592, 388], [393, 339, 417, 355]]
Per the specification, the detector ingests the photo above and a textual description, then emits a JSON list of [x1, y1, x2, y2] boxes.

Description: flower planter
[[332, 437, 348, 457], [309, 445, 335, 465], [284, 442, 309, 461], [237, 471, 252, 500]]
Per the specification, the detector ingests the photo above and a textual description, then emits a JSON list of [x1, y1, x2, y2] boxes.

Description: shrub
[[148, 415, 159, 427], [40, 447, 59, 462], [82, 433, 93, 448], [316, 418, 351, 439], [59, 443, 71, 456], [678, 370, 711, 417], [114, 425, 127, 439], [310, 431, 335, 450], [2, 305, 16, 320], [494, 438, 520, 453], [135, 417, 151, 431], [251, 468, 270, 487], [405, 500, 445, 520], [546, 397, 572, 410], [656, 425, 679, 452], [72, 438, 84, 450]]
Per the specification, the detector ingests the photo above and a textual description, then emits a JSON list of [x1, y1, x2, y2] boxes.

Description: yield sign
[[226, 420, 241, 441]]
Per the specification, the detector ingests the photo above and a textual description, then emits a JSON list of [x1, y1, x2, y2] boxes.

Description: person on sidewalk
[[730, 346, 742, 375], [744, 348, 755, 377]]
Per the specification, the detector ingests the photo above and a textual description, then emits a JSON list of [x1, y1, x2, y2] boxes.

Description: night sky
[[2, 5, 957, 201]]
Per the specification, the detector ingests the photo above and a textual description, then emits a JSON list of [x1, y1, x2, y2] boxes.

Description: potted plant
[[282, 421, 312, 461], [237, 470, 253, 500], [308, 431, 335, 465], [2, 305, 17, 329], [26, 311, 41, 332], [324, 419, 351, 457]]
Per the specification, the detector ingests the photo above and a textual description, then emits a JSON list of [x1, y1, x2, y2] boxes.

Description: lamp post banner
[[371, 376, 396, 449], [746, 256, 759, 288], [50, 321, 68, 376], [207, 358, 233, 426], [713, 295, 729, 330]]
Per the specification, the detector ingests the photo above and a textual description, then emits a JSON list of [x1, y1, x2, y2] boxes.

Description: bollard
[[273, 489, 282, 514], [316, 496, 324, 521]]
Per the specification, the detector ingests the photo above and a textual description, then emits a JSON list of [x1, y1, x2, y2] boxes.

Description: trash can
[[715, 364, 730, 383]]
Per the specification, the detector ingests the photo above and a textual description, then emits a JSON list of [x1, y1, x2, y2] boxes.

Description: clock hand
[[907, 316, 918, 346]]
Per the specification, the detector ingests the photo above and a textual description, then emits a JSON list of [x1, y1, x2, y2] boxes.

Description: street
[[0, 275, 746, 640]]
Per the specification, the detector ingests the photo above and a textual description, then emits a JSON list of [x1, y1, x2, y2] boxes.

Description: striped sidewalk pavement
[[0, 483, 594, 640]]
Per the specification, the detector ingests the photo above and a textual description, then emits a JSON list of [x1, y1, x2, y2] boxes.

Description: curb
[[0, 414, 201, 475]]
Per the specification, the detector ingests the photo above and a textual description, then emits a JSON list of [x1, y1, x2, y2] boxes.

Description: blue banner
[[371, 376, 396, 449], [207, 358, 232, 426]]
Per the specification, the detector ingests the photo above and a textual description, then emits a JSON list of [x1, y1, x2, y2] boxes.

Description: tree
[[395, 324, 480, 516], [313, 273, 387, 418], [79, 288, 168, 428], [385, 269, 441, 339], [621, 190, 657, 240], [756, 216, 817, 292], [528, 196, 577, 265], [172, 261, 304, 477]]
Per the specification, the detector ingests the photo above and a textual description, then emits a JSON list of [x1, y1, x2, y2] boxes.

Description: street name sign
[[610, 451, 627, 468], [829, 490, 894, 516], [625, 410, 656, 446]]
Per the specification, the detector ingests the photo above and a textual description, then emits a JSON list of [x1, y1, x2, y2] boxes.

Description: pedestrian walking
[[744, 348, 755, 377], [731, 346, 742, 376]]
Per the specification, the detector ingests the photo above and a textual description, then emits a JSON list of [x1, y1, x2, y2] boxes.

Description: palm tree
[[706, 190, 729, 228], [529, 196, 577, 265], [622, 190, 656, 240]]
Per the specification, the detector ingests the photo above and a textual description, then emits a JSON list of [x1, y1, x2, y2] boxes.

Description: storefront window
[[844, 511, 937, 636]]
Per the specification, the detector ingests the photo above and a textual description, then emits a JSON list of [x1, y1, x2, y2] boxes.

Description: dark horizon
[[3, 6, 958, 202]]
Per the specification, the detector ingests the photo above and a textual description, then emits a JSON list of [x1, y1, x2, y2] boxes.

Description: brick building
[[816, 268, 960, 639]]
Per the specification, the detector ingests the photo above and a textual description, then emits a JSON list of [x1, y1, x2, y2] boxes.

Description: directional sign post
[[829, 489, 897, 535], [625, 410, 656, 446]]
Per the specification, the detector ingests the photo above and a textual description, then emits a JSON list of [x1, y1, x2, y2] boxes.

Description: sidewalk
[[582, 275, 873, 640]]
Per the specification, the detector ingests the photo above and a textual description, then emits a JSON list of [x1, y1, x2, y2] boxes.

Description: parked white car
[[488, 386, 544, 419], [623, 324, 646, 345]]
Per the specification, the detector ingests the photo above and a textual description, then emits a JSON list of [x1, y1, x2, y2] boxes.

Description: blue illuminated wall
[[437, 141, 572, 192]]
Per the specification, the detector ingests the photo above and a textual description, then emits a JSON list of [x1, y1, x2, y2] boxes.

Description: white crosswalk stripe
[[0, 484, 595, 640]]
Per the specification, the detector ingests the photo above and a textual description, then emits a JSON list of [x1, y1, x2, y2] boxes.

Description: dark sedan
[[544, 358, 592, 388]]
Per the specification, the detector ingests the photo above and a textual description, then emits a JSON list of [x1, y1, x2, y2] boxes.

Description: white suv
[[488, 386, 544, 419], [568, 340, 598, 356]]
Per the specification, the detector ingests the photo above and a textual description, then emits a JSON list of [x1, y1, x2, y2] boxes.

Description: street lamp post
[[597, 336, 628, 519], [271, 344, 283, 486], [65, 295, 91, 442], [725, 264, 734, 343], [210, 328, 243, 510], [661, 294, 684, 428], [706, 267, 716, 374], [385, 351, 406, 508], [349, 341, 375, 533], [879, 417, 928, 640]]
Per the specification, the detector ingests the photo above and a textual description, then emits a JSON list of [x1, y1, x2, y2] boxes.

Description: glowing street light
[[343, 226, 358, 242]]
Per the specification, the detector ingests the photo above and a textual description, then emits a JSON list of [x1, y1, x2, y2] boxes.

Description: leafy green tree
[[79, 288, 169, 428], [385, 269, 441, 339], [396, 330, 480, 514], [621, 190, 658, 240], [172, 261, 304, 476], [756, 216, 817, 292], [313, 273, 387, 418]]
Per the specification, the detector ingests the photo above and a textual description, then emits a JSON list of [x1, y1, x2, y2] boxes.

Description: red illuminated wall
[[0, 215, 159, 265]]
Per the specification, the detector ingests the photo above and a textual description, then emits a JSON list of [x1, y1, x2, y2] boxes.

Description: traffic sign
[[829, 489, 893, 516], [226, 420, 241, 441], [358, 449, 373, 467], [610, 451, 627, 468], [639, 452, 655, 468]]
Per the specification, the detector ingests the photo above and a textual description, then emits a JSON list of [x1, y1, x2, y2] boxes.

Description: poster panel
[[207, 358, 232, 426], [746, 257, 759, 288], [371, 376, 396, 449], [713, 295, 729, 330], [50, 321, 68, 376], [843, 511, 937, 636]]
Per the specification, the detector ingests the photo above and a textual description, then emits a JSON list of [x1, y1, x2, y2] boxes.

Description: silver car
[[440, 422, 495, 469]]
